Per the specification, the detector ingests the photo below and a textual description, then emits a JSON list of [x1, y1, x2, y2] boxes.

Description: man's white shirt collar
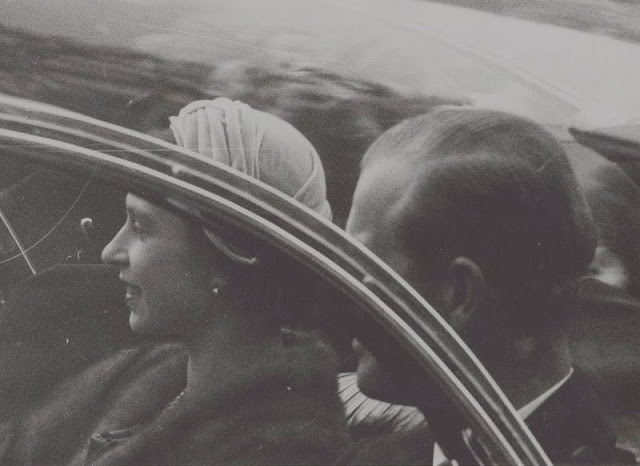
[[433, 367, 574, 466], [518, 367, 574, 420]]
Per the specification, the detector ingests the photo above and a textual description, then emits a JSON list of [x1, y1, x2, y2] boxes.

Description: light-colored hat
[[170, 98, 331, 219], [169, 98, 332, 264]]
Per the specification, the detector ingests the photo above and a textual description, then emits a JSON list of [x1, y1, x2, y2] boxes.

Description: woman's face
[[101, 193, 215, 335]]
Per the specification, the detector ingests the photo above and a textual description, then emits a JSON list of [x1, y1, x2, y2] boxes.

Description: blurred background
[[3, 0, 640, 224]]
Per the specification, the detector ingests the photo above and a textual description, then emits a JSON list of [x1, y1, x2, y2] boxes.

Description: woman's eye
[[131, 221, 145, 235], [127, 215, 146, 236]]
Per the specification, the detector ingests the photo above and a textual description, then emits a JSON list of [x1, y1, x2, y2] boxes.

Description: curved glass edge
[[0, 94, 550, 465]]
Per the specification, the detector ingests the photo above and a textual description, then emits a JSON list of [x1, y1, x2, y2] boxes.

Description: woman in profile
[[90, 98, 348, 465]]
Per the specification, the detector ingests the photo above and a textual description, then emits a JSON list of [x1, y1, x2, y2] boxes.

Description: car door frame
[[0, 93, 551, 465]]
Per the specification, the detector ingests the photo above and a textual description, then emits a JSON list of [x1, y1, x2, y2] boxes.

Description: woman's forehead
[[124, 193, 178, 227], [125, 193, 157, 216]]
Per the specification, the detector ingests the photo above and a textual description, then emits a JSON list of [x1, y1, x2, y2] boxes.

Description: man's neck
[[486, 332, 573, 410]]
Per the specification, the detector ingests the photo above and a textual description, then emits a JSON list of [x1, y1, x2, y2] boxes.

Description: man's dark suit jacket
[[343, 373, 637, 465], [526, 373, 636, 464]]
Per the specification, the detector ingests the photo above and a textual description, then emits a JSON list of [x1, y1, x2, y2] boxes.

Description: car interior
[[2, 4, 640, 460]]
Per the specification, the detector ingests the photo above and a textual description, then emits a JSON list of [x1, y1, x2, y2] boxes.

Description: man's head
[[347, 108, 596, 403]]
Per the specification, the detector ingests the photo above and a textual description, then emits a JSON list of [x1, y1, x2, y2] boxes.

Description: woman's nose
[[101, 229, 128, 267]]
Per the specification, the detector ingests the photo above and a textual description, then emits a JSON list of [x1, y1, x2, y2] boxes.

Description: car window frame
[[0, 93, 551, 465]]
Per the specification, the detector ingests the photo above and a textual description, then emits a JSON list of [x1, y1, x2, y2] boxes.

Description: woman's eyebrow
[[125, 201, 156, 224]]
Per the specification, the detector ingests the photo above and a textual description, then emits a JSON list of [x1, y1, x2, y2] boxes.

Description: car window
[[0, 104, 550, 464], [0, 158, 123, 283], [3, 2, 640, 464]]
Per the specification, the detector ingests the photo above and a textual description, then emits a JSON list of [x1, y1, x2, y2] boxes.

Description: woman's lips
[[124, 284, 141, 310]]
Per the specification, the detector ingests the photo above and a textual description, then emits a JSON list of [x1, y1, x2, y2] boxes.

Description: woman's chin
[[128, 313, 145, 334], [128, 304, 152, 334]]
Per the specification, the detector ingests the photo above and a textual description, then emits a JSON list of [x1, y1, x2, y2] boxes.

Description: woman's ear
[[442, 257, 486, 333]]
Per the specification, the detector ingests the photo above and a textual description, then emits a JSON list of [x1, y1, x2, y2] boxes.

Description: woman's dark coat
[[3, 332, 349, 465]]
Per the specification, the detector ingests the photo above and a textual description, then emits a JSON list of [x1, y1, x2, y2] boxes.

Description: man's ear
[[442, 257, 486, 333]]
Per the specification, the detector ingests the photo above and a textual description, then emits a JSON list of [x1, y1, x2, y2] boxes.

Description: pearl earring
[[212, 286, 220, 297]]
